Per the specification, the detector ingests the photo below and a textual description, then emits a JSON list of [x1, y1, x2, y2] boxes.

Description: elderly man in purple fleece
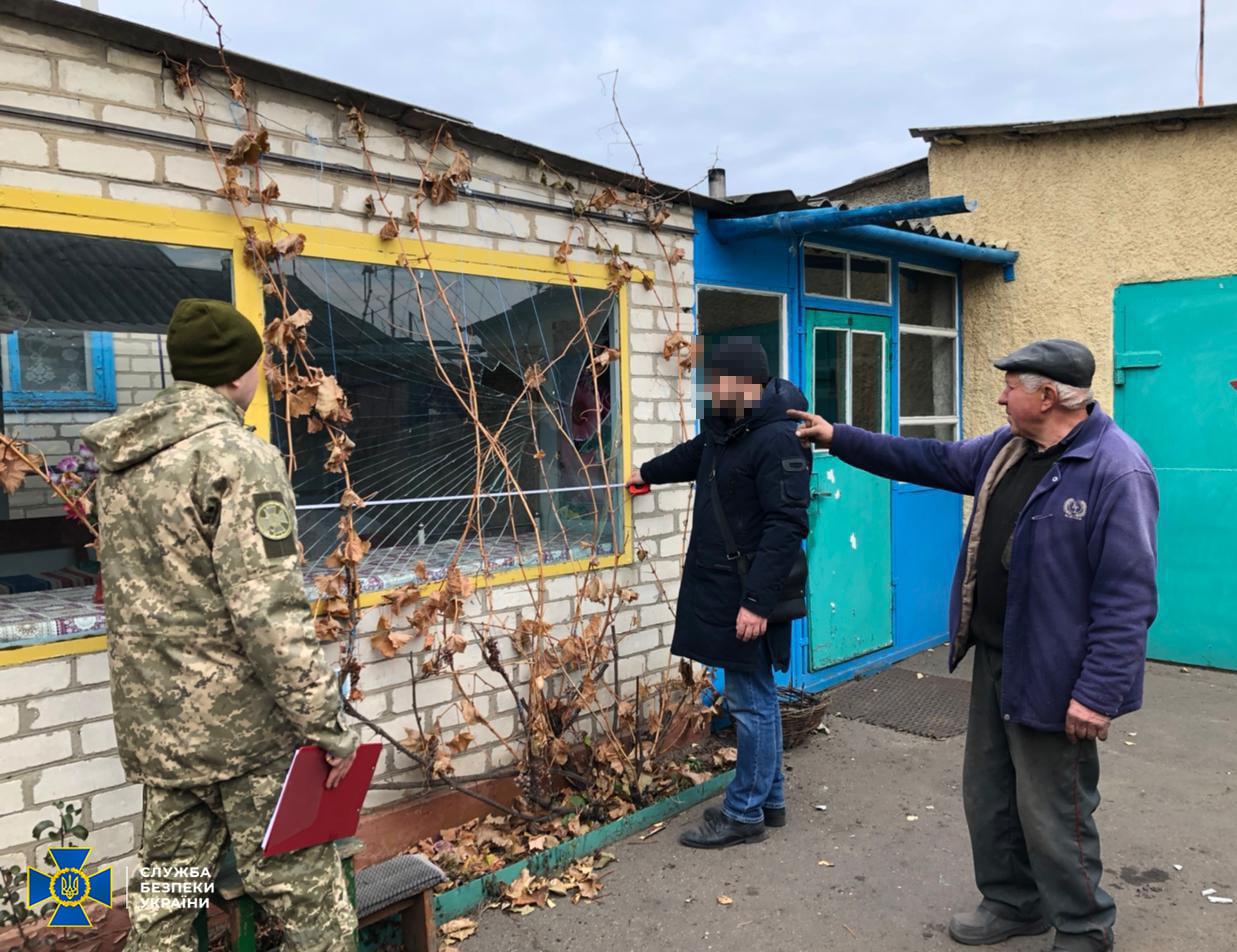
[[791, 339, 1157, 952]]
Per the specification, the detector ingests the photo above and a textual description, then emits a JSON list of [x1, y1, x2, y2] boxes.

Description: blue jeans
[[721, 662, 784, 825]]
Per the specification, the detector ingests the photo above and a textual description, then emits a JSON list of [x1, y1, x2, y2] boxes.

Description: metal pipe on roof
[[709, 194, 975, 244], [834, 223, 1019, 279]]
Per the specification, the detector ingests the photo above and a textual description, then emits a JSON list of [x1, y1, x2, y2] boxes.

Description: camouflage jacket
[[82, 382, 357, 787]]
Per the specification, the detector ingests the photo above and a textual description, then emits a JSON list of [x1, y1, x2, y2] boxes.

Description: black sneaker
[[680, 808, 767, 849]]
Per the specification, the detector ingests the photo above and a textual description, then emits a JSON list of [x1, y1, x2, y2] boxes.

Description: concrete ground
[[466, 648, 1237, 952]]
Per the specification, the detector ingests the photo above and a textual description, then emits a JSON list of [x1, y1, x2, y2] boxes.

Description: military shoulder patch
[[253, 492, 297, 558]]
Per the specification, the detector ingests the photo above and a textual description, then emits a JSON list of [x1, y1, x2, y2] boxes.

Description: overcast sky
[[80, 0, 1237, 196]]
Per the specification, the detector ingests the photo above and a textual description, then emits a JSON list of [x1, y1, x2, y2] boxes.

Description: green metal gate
[[1114, 276, 1237, 670]]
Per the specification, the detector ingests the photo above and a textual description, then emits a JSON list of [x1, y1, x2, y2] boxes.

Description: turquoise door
[[1114, 276, 1237, 670], [805, 310, 894, 670]]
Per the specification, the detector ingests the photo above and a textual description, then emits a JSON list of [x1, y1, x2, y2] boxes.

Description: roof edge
[[911, 102, 1237, 143], [820, 156, 927, 199]]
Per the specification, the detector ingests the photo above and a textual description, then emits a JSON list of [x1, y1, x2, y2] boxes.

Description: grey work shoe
[[948, 907, 1051, 945], [680, 807, 767, 849]]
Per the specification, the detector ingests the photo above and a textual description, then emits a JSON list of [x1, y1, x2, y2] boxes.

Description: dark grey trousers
[[963, 643, 1116, 952]]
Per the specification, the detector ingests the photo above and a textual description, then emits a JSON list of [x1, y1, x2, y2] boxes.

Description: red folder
[[261, 743, 382, 857]]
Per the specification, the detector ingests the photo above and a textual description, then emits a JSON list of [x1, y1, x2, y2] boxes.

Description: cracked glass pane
[[269, 257, 622, 583]]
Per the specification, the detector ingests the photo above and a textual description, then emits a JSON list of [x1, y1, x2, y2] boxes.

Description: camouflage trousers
[[126, 760, 356, 951]]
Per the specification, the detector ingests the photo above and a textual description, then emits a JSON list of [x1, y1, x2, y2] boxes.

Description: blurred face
[[707, 374, 764, 415], [998, 372, 1048, 438]]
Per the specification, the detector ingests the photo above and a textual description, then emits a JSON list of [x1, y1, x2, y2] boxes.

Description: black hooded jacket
[[640, 378, 812, 672]]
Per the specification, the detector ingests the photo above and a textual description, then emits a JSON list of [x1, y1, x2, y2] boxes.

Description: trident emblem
[[27, 847, 112, 928]]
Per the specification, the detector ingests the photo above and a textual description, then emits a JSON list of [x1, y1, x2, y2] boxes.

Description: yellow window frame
[[0, 185, 634, 665]]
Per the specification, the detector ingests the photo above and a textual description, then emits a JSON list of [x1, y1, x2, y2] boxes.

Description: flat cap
[[994, 339, 1095, 388]]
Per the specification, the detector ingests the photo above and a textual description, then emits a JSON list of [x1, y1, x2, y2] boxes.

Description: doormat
[[827, 667, 971, 739]]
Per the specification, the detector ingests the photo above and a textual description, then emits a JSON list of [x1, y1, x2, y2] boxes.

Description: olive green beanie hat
[[167, 298, 264, 386]]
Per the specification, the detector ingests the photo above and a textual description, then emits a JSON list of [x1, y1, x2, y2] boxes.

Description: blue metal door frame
[[692, 210, 965, 693]]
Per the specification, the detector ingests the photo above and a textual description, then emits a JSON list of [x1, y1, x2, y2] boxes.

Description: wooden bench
[[194, 839, 445, 951]]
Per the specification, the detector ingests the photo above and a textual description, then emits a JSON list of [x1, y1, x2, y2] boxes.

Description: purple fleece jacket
[[830, 403, 1158, 731]]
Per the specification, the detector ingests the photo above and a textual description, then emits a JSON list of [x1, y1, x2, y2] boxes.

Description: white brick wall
[[0, 659, 72, 698], [0, 128, 48, 165], [1, 731, 75, 774], [90, 784, 141, 824], [1, 331, 165, 519], [58, 60, 156, 108], [0, 7, 700, 871], [0, 48, 51, 88], [475, 204, 532, 238], [58, 139, 156, 181], [27, 687, 112, 730], [79, 719, 117, 755], [0, 165, 102, 196]]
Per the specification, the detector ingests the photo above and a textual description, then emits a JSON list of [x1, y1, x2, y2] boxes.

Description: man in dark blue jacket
[[629, 338, 811, 849], [792, 340, 1157, 952]]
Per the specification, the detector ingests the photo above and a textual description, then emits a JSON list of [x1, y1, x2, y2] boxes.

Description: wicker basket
[[778, 686, 830, 750]]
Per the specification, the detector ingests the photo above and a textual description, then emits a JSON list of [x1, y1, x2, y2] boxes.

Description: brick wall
[[0, 12, 697, 872], [1, 332, 166, 522]]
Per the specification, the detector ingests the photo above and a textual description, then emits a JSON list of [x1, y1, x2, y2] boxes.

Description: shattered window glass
[[268, 258, 622, 584]]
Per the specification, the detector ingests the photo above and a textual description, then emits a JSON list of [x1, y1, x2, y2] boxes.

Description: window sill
[[0, 539, 625, 665]]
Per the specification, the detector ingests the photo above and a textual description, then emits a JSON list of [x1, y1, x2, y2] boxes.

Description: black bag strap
[[708, 452, 750, 578]]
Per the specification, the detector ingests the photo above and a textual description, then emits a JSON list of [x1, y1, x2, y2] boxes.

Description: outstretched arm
[[635, 434, 706, 486], [789, 409, 999, 496]]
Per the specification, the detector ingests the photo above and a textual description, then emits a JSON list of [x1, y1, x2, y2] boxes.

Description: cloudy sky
[[82, 0, 1237, 196]]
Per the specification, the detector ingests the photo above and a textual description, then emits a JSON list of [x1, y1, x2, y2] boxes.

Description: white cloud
[[82, 0, 1237, 194]]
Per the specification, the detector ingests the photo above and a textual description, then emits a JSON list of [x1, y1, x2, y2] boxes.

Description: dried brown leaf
[[370, 628, 412, 659], [224, 128, 270, 167], [273, 232, 306, 259], [216, 166, 250, 205], [523, 364, 546, 389], [315, 375, 346, 419], [439, 917, 476, 942], [0, 439, 37, 494], [647, 206, 671, 230], [589, 187, 620, 211]]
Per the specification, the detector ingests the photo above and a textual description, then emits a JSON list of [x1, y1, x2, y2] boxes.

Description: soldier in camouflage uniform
[[81, 299, 360, 951]]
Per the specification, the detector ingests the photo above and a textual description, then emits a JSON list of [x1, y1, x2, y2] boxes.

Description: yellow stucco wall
[[928, 120, 1237, 437]]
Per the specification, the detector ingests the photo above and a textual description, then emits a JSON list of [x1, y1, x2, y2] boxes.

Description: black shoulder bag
[[708, 462, 808, 625]]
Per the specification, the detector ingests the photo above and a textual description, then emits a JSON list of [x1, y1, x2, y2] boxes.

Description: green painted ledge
[[358, 769, 733, 948]]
